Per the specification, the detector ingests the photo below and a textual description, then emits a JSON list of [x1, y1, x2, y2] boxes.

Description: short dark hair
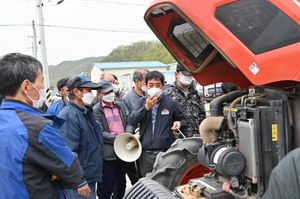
[[111, 74, 118, 81], [145, 70, 164, 85], [0, 53, 43, 97], [133, 68, 149, 82], [57, 77, 71, 91]]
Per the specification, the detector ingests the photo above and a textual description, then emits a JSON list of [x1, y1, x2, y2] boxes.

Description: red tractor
[[124, 0, 300, 198]]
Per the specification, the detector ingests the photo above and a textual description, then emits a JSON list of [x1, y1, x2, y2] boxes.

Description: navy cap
[[67, 75, 101, 91], [97, 79, 115, 93], [176, 64, 191, 76]]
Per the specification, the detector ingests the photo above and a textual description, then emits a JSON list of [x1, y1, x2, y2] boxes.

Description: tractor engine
[[175, 86, 292, 199]]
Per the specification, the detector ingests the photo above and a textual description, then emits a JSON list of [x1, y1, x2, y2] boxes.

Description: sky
[[0, 0, 158, 65]]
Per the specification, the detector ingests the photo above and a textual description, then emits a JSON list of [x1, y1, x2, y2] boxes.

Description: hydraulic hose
[[210, 90, 248, 116], [227, 95, 248, 139]]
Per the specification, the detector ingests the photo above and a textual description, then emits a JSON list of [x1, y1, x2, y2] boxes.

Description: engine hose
[[210, 90, 248, 116], [223, 182, 248, 199], [230, 188, 248, 199], [228, 95, 247, 139]]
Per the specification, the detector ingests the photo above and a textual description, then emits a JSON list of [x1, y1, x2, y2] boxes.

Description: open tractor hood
[[144, 0, 300, 88]]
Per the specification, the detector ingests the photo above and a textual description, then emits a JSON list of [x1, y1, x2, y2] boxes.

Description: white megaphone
[[114, 133, 142, 162]]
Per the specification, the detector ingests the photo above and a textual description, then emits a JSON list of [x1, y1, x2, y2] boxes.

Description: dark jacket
[[93, 100, 134, 161], [164, 81, 206, 137], [262, 148, 300, 199], [0, 99, 81, 199], [58, 100, 104, 184], [130, 94, 187, 151], [0, 95, 3, 106]]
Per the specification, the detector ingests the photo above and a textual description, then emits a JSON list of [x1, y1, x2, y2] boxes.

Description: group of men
[[0, 53, 206, 199], [1, 52, 295, 199]]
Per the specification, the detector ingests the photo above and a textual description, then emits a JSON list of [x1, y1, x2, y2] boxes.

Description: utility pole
[[36, 0, 50, 90], [32, 20, 37, 59], [36, 0, 51, 104]]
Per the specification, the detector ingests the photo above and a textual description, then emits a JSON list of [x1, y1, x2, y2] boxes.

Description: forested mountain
[[49, 56, 104, 88], [101, 40, 176, 64], [49, 40, 176, 87]]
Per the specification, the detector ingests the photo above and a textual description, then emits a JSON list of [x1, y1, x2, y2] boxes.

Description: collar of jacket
[[1, 98, 45, 114], [101, 100, 117, 108], [59, 98, 67, 108], [97, 99, 121, 113], [1, 99, 65, 128], [68, 100, 92, 114]]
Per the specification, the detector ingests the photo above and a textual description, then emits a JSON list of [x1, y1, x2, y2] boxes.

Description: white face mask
[[141, 85, 147, 92], [102, 92, 115, 102], [82, 91, 94, 105], [147, 87, 163, 98], [179, 75, 193, 86], [27, 82, 46, 109]]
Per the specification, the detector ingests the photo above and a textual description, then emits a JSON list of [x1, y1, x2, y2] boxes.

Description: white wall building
[[91, 61, 176, 93]]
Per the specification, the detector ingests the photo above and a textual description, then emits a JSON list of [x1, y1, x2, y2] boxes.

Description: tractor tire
[[145, 137, 212, 191], [123, 177, 178, 199]]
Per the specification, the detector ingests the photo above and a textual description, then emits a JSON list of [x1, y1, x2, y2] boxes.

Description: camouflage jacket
[[164, 81, 206, 137]]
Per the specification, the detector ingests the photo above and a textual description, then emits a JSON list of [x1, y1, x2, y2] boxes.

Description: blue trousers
[[100, 158, 127, 199], [65, 183, 96, 199]]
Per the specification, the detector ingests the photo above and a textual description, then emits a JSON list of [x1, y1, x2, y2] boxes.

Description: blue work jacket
[[58, 100, 104, 185], [0, 99, 81, 199]]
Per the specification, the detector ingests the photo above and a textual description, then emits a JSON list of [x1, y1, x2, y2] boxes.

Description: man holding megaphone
[[93, 79, 134, 199]]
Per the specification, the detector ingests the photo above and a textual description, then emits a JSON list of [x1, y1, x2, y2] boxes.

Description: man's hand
[[78, 184, 91, 197], [171, 121, 181, 131], [145, 95, 158, 110], [50, 175, 59, 181]]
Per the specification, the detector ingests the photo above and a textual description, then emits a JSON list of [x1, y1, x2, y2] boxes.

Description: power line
[[68, 0, 148, 6], [45, 24, 152, 33], [0, 23, 152, 33]]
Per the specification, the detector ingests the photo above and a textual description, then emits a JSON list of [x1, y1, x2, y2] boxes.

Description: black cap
[[67, 75, 101, 91], [97, 79, 115, 93], [176, 63, 191, 76], [57, 77, 71, 91]]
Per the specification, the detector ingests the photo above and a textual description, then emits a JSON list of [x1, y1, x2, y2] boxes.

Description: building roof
[[93, 61, 168, 70]]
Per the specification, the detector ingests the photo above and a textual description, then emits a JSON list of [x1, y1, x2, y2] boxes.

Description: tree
[[101, 40, 175, 64]]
